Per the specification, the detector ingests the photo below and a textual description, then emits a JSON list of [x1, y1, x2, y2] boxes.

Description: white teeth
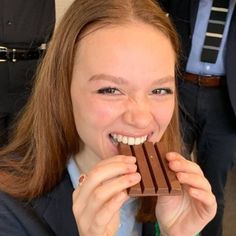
[[111, 134, 148, 145], [141, 136, 147, 143], [123, 136, 128, 144], [117, 135, 122, 142], [134, 137, 142, 145], [129, 137, 135, 145]]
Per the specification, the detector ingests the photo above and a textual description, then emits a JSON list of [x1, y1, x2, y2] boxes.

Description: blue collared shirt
[[67, 158, 142, 236], [186, 0, 236, 76]]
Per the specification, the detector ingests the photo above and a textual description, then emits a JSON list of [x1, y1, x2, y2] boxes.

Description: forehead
[[73, 22, 175, 82]]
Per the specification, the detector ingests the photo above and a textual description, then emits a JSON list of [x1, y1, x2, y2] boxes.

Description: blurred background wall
[[55, 0, 74, 26]]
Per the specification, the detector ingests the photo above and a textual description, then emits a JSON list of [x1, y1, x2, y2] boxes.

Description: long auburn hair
[[0, 0, 181, 222]]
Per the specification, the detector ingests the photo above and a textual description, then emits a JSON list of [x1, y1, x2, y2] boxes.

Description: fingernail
[[126, 156, 136, 163], [125, 163, 136, 173], [131, 172, 141, 181]]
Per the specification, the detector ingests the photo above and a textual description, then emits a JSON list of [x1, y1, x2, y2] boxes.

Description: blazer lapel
[[32, 171, 79, 236]]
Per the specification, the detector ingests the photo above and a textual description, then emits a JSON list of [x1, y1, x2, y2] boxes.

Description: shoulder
[[0, 192, 26, 235], [0, 190, 55, 236]]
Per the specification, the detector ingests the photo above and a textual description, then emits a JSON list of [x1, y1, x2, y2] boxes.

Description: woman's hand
[[155, 152, 217, 236], [72, 155, 141, 236]]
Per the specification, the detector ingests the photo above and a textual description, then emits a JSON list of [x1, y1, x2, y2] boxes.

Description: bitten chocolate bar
[[118, 142, 182, 197]]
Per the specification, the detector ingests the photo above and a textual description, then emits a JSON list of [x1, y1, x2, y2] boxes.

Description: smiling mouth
[[109, 133, 148, 145]]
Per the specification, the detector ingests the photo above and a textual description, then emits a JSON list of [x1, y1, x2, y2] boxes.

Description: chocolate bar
[[118, 142, 182, 196]]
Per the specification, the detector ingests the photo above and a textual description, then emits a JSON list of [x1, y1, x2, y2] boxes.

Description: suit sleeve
[[0, 192, 55, 236], [0, 202, 29, 236]]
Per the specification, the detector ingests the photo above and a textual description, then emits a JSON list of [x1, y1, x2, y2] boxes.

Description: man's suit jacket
[[0, 172, 155, 236], [158, 0, 236, 116]]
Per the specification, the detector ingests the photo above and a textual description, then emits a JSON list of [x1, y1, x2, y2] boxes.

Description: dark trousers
[[0, 112, 17, 147], [178, 79, 236, 236]]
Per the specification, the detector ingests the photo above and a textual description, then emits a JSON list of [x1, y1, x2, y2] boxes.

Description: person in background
[[0, 0, 55, 147], [158, 1, 236, 235], [0, 1, 217, 235]]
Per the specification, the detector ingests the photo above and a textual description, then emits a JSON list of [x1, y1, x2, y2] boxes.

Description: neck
[[74, 147, 100, 174]]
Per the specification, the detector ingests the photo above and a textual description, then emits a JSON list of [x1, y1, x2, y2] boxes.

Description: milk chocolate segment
[[132, 145, 156, 195], [118, 143, 142, 195], [155, 142, 182, 195], [118, 142, 182, 196], [143, 142, 169, 194]]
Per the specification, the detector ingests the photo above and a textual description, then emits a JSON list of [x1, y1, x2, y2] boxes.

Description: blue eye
[[97, 87, 121, 95], [152, 88, 173, 95]]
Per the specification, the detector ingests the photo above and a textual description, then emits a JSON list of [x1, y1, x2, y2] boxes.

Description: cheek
[[92, 102, 115, 121], [74, 96, 122, 129], [154, 100, 175, 129]]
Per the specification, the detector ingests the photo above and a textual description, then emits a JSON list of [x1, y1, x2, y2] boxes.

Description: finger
[[82, 172, 141, 221], [89, 191, 128, 235], [95, 155, 137, 167], [166, 152, 204, 176], [77, 191, 127, 236], [176, 172, 212, 192], [188, 187, 217, 218], [73, 162, 138, 212], [72, 174, 88, 200]]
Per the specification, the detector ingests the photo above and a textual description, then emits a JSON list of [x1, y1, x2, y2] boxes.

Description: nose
[[122, 98, 153, 129]]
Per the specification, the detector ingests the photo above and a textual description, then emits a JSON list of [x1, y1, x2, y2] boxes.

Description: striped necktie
[[201, 0, 229, 63]]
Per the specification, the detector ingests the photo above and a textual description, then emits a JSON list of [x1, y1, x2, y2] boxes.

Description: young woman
[[0, 0, 216, 235]]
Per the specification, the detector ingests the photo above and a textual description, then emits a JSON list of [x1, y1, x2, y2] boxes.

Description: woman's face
[[71, 22, 175, 163]]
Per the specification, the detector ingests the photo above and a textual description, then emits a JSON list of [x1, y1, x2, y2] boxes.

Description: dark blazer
[[158, 0, 236, 116], [0, 172, 155, 236]]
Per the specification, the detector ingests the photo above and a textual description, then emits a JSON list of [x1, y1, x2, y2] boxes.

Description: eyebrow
[[89, 74, 128, 85], [154, 76, 175, 85], [89, 73, 175, 85]]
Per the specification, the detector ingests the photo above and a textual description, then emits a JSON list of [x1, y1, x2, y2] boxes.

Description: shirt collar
[[67, 157, 81, 189]]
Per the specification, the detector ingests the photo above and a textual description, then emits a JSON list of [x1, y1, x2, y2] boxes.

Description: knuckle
[[193, 162, 202, 172], [72, 191, 77, 201], [72, 203, 80, 216]]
